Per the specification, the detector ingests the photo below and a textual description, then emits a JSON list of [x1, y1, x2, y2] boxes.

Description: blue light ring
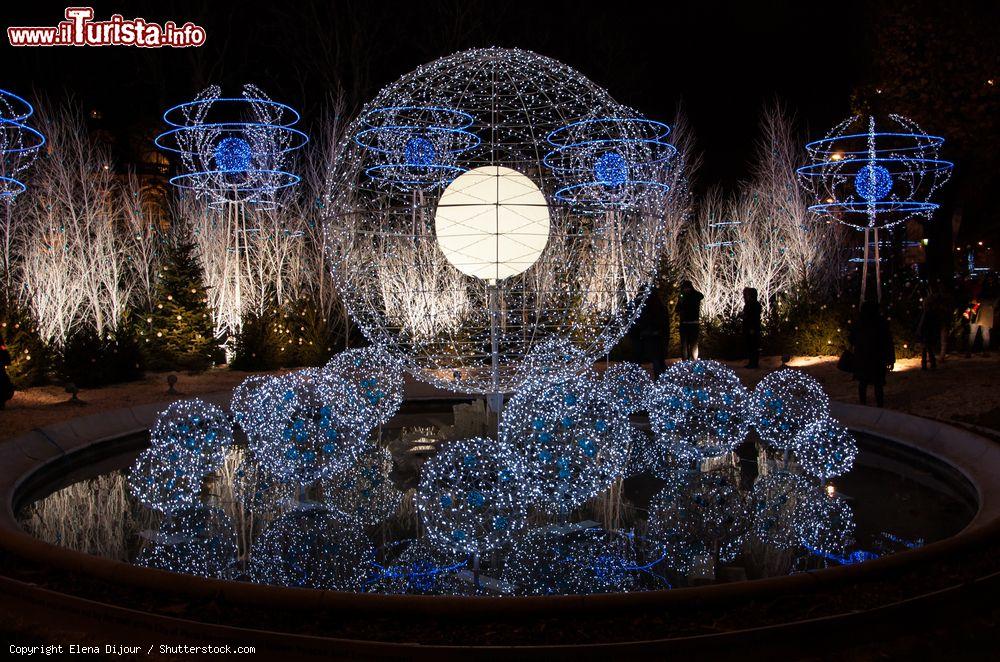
[[796, 157, 954, 179], [804, 131, 946, 157], [546, 117, 671, 147], [155, 123, 309, 155], [0, 89, 35, 122], [353, 125, 480, 156], [361, 106, 475, 131], [363, 163, 466, 186], [553, 179, 670, 205], [0, 120, 46, 154], [543, 138, 677, 172], [0, 176, 27, 197], [162, 97, 302, 128], [168, 169, 301, 192]]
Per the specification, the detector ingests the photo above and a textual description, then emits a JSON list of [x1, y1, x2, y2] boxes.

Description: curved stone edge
[[0, 394, 997, 618]]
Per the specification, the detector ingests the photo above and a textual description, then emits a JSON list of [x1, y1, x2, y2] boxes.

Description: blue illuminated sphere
[[594, 151, 628, 186], [404, 136, 436, 166], [213, 136, 252, 172], [854, 163, 893, 202]]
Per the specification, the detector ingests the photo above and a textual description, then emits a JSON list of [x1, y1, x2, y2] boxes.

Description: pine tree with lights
[[144, 238, 217, 371]]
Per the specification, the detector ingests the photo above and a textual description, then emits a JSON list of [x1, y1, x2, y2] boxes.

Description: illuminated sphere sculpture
[[502, 527, 637, 595], [156, 83, 307, 206], [792, 490, 856, 556], [135, 505, 237, 579], [127, 447, 205, 515], [250, 507, 374, 590], [243, 368, 369, 485], [0, 88, 44, 199], [325, 47, 676, 393], [647, 360, 750, 459], [500, 371, 629, 514], [749, 469, 815, 550], [369, 539, 465, 595], [793, 417, 858, 481], [321, 442, 402, 527], [325, 345, 405, 430], [749, 369, 830, 451], [148, 399, 232, 472], [231, 456, 296, 518], [646, 469, 749, 572], [602, 361, 653, 415], [415, 436, 527, 557], [797, 114, 952, 231]]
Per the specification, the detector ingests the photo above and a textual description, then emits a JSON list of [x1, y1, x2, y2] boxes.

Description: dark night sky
[[2, 0, 997, 244], [1, 0, 880, 189]]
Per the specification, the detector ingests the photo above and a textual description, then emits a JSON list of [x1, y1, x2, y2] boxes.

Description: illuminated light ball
[[622, 425, 653, 478], [325, 345, 405, 431], [213, 136, 253, 172], [230, 373, 275, 432], [793, 417, 858, 481], [854, 162, 893, 202], [327, 48, 673, 394], [127, 448, 205, 515], [369, 538, 465, 595], [749, 369, 830, 451], [231, 456, 296, 518], [749, 469, 815, 550], [245, 368, 368, 485], [792, 490, 856, 556], [645, 378, 702, 473], [415, 436, 527, 557], [500, 371, 628, 514], [321, 443, 403, 527], [512, 335, 590, 387], [249, 506, 375, 590], [501, 527, 636, 595], [404, 136, 436, 166], [648, 360, 751, 459], [594, 151, 628, 186], [646, 469, 749, 572], [149, 398, 233, 471], [602, 361, 652, 415], [434, 165, 551, 282], [135, 505, 237, 579]]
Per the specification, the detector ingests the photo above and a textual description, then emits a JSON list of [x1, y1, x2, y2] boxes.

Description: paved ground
[[1, 353, 997, 440]]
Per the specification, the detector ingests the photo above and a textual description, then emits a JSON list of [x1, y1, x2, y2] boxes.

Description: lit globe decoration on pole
[[324, 345, 405, 431], [415, 436, 527, 567], [792, 488, 856, 558], [792, 416, 858, 482], [499, 371, 629, 516], [155, 84, 308, 206], [646, 469, 750, 574], [320, 442, 402, 527], [0, 88, 44, 199], [748, 369, 830, 453], [797, 114, 952, 301], [249, 506, 375, 590], [749, 469, 816, 550], [324, 48, 677, 397], [241, 368, 371, 488], [128, 399, 233, 515], [127, 447, 204, 515], [135, 505, 238, 579], [645, 360, 751, 465], [501, 527, 640, 595]]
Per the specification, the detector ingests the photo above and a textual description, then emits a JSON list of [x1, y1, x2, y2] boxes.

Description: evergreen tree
[[144, 238, 217, 371]]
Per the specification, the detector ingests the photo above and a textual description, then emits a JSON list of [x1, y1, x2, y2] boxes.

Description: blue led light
[[404, 136, 436, 166], [0, 88, 45, 197], [854, 163, 893, 201], [594, 151, 628, 186], [213, 136, 252, 172]]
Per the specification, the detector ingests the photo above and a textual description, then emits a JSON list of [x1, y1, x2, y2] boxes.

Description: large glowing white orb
[[434, 166, 550, 282]]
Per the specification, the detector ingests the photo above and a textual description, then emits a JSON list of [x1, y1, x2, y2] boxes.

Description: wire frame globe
[[797, 114, 952, 231], [748, 368, 830, 451], [325, 47, 676, 393]]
